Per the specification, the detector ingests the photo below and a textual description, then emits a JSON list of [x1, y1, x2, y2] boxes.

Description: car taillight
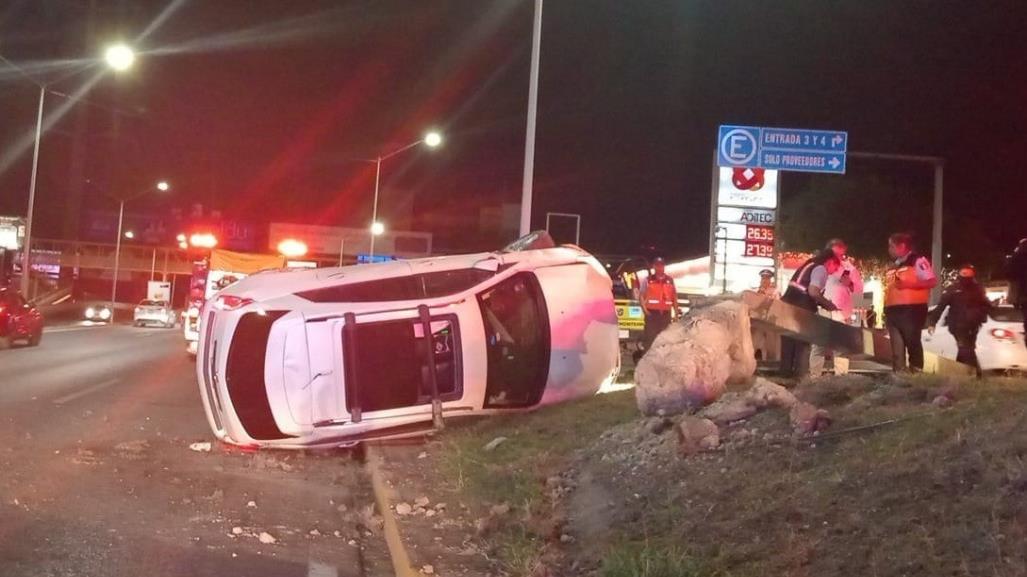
[[991, 328, 1016, 340], [213, 295, 254, 311]]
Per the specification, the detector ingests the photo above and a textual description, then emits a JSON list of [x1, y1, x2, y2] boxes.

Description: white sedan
[[195, 237, 620, 448], [923, 306, 1027, 373]]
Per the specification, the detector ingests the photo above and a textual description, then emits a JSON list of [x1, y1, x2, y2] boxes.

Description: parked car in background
[[923, 305, 1027, 373], [196, 233, 620, 448], [134, 300, 176, 328], [0, 288, 43, 349]]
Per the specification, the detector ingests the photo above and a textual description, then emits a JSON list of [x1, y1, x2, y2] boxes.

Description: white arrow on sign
[[829, 157, 841, 169], [831, 134, 843, 147]]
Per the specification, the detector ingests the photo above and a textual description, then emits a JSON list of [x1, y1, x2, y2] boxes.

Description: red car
[[0, 288, 43, 349]]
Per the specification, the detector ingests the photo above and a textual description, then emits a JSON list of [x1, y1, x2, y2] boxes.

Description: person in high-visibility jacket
[[884, 232, 938, 372], [641, 257, 680, 352]]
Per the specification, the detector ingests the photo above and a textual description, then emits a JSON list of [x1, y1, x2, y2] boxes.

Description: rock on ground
[[789, 402, 832, 435], [635, 300, 756, 416], [745, 378, 798, 410], [676, 416, 720, 456], [699, 393, 758, 425]]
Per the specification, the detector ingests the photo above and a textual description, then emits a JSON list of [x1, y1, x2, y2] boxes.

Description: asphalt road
[[0, 324, 391, 577]]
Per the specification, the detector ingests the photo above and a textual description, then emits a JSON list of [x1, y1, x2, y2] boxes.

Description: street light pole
[[369, 156, 382, 258], [19, 85, 46, 298], [10, 43, 136, 297], [519, 0, 543, 236], [111, 199, 126, 319], [364, 132, 442, 259]]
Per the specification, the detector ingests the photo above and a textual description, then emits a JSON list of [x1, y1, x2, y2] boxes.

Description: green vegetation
[[434, 390, 637, 574], [600, 543, 730, 577]]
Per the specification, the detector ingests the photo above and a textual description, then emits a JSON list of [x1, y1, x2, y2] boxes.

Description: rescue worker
[[1006, 238, 1027, 347], [927, 264, 991, 377], [640, 257, 680, 352], [756, 269, 780, 299], [752, 269, 780, 361], [884, 233, 938, 372], [810, 239, 863, 377], [780, 249, 841, 378]]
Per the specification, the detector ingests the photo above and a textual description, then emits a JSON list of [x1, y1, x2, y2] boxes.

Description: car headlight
[[188, 307, 200, 317], [85, 307, 96, 319], [99, 308, 112, 320], [135, 308, 142, 314]]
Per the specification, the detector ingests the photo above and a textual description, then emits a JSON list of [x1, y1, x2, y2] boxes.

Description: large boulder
[[635, 301, 756, 416]]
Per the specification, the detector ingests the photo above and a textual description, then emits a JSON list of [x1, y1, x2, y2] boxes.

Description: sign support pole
[[708, 149, 718, 291]]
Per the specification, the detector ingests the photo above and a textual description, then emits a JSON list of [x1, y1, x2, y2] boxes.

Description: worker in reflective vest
[[641, 258, 680, 352], [780, 249, 841, 378], [884, 232, 937, 372]]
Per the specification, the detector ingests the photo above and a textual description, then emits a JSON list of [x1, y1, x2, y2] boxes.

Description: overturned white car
[[195, 234, 620, 448]]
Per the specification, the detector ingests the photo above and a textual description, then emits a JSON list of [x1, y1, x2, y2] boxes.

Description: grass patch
[[437, 389, 637, 507], [433, 390, 638, 574], [600, 542, 730, 577]]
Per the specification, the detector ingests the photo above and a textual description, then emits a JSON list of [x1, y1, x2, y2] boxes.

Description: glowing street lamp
[[277, 238, 308, 258], [189, 233, 218, 249], [18, 42, 137, 297], [424, 131, 443, 148], [104, 44, 136, 72], [367, 129, 442, 257], [124, 231, 134, 239]]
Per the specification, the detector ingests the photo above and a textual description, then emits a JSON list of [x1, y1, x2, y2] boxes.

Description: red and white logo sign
[[732, 167, 765, 191]]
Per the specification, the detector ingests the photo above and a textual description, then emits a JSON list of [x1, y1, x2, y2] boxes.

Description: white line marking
[[53, 378, 120, 405]]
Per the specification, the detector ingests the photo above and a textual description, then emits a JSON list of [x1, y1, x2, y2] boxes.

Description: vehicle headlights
[[98, 308, 112, 321], [85, 307, 96, 319], [188, 307, 200, 317]]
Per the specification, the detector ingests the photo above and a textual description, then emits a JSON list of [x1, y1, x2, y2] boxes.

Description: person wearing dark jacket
[[927, 264, 991, 377], [1007, 238, 1027, 346]]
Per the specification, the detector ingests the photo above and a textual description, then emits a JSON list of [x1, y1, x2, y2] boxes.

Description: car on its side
[[923, 305, 1027, 373], [196, 234, 620, 448], [0, 287, 43, 349], [134, 299, 176, 328]]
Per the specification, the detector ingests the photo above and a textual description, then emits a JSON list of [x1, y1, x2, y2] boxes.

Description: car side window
[[419, 269, 494, 299], [298, 268, 494, 303], [297, 276, 421, 303]]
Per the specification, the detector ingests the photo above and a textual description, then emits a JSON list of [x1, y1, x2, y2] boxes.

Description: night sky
[[1, 0, 1025, 260]]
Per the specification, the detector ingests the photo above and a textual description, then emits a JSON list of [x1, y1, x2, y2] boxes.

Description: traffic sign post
[[718, 124, 848, 175]]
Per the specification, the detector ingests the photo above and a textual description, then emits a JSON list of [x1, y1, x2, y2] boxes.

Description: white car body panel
[[196, 246, 618, 448], [923, 307, 1027, 372]]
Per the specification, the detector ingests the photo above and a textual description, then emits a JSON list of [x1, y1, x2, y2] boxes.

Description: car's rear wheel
[[28, 330, 41, 347], [0, 334, 10, 350]]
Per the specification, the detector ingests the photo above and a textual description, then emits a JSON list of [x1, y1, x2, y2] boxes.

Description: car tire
[[0, 334, 10, 350], [28, 330, 41, 347]]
